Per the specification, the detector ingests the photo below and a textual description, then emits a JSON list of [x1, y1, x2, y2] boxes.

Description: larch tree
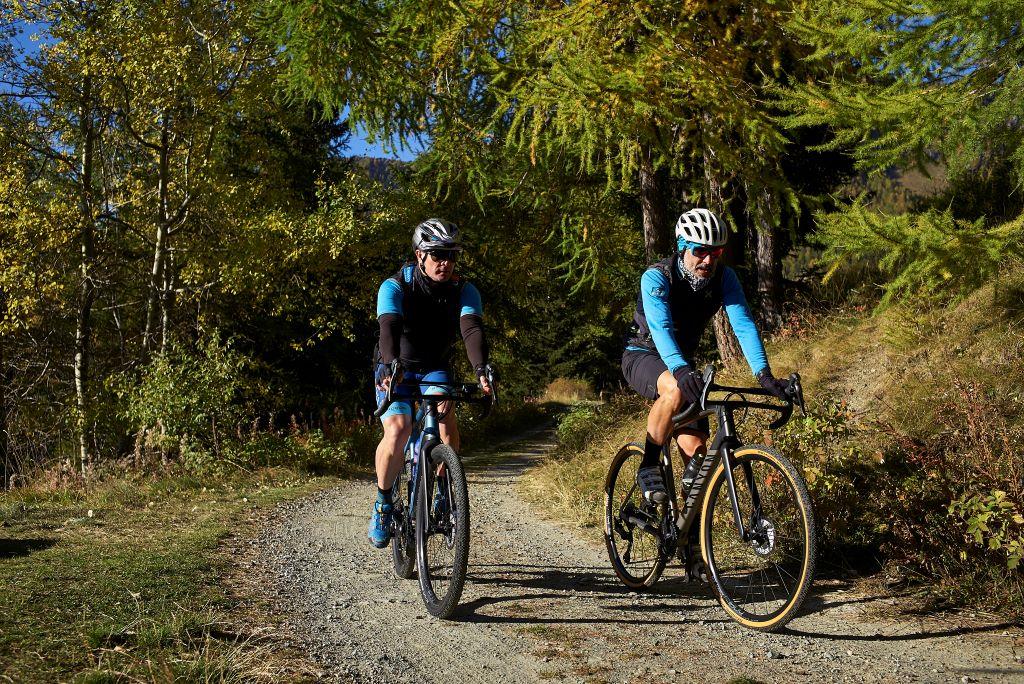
[[784, 0, 1024, 190], [490, 0, 819, 358]]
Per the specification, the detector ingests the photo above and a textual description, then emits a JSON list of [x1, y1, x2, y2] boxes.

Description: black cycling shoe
[[636, 466, 668, 505], [680, 542, 709, 583]]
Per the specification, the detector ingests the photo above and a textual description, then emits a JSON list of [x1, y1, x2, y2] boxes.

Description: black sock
[[641, 436, 662, 469], [377, 486, 392, 504]]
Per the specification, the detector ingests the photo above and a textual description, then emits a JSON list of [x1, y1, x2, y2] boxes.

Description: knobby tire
[[604, 442, 668, 589], [415, 444, 470, 618]]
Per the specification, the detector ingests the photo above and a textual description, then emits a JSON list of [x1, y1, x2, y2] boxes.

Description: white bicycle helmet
[[675, 208, 727, 248], [412, 218, 462, 252]]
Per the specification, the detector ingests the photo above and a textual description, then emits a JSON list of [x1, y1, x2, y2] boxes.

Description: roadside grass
[[519, 396, 646, 530], [0, 393, 554, 682], [0, 466, 331, 682], [522, 263, 1024, 616]]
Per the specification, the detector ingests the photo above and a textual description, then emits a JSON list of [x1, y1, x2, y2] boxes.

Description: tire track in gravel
[[254, 429, 1024, 683]]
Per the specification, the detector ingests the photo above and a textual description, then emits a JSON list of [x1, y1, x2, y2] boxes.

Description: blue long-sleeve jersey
[[626, 255, 769, 377]]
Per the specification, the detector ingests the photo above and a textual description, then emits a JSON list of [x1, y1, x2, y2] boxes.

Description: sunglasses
[[691, 245, 725, 259], [426, 249, 459, 262]]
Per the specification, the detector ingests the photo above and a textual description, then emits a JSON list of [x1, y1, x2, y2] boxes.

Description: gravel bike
[[604, 365, 816, 631], [374, 367, 497, 618]]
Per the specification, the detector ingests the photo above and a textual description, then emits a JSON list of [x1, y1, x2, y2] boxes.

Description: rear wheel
[[415, 444, 469, 618], [391, 458, 416, 579], [604, 443, 668, 589], [701, 445, 816, 631]]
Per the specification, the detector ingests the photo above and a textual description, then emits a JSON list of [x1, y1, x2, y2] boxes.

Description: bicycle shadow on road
[[468, 562, 620, 589], [460, 562, 732, 626]]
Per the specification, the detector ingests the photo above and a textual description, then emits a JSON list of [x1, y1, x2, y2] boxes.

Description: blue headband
[[677, 237, 704, 252]]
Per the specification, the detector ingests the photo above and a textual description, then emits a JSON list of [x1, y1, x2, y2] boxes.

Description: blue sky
[[346, 125, 425, 161]]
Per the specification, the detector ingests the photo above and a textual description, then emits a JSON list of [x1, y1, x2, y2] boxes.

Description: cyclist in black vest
[[622, 208, 792, 505], [368, 218, 493, 548]]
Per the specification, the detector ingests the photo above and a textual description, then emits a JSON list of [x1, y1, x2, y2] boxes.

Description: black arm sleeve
[[460, 314, 488, 372], [378, 314, 402, 364]]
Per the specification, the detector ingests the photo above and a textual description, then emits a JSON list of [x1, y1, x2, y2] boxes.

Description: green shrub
[[226, 426, 376, 475], [815, 200, 1024, 310], [115, 333, 249, 452], [949, 490, 1024, 570], [556, 404, 601, 452], [774, 399, 885, 552]]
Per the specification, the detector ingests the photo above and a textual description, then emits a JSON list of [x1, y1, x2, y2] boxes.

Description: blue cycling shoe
[[368, 498, 393, 549]]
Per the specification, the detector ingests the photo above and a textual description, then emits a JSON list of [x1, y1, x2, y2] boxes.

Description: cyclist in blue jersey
[[368, 218, 494, 548], [622, 208, 792, 506]]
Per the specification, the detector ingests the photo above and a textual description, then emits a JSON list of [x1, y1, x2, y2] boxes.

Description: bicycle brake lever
[[788, 372, 806, 416]]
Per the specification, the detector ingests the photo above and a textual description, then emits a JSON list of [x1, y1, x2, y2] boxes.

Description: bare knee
[[656, 371, 684, 411], [381, 416, 411, 447]]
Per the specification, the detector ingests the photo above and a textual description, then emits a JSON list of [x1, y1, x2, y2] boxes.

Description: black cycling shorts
[[621, 349, 709, 436]]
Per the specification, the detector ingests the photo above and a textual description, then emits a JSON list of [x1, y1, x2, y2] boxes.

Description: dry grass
[[540, 377, 597, 404], [519, 397, 648, 529], [0, 468, 329, 682]]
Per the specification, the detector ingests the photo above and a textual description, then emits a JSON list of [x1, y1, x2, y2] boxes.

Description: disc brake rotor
[[750, 517, 777, 557]]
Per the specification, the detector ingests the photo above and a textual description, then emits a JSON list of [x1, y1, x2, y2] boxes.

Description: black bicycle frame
[[664, 367, 801, 546]]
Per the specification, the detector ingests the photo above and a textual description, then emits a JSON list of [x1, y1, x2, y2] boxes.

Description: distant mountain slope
[[350, 156, 406, 185]]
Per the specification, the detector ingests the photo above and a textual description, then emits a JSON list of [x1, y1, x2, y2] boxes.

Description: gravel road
[[253, 430, 1024, 683]]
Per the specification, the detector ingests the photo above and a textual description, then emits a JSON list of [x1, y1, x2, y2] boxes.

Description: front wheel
[[701, 445, 816, 632], [391, 458, 416, 579], [415, 444, 470, 618], [604, 443, 668, 589]]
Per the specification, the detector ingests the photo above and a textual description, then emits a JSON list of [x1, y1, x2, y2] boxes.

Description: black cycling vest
[[390, 264, 466, 370], [626, 253, 725, 362]]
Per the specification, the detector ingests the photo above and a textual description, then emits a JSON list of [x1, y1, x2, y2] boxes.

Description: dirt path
[[253, 431, 1024, 683]]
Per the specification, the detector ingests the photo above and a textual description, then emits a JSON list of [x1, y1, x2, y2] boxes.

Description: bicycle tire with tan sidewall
[[604, 442, 669, 590], [700, 444, 817, 632]]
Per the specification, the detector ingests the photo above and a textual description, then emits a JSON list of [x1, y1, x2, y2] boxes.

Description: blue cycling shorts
[[373, 365, 451, 421]]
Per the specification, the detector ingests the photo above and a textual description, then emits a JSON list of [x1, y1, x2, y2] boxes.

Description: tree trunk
[[753, 186, 782, 332], [144, 115, 171, 354], [639, 145, 670, 262], [160, 248, 176, 354], [703, 144, 743, 368], [74, 74, 97, 475]]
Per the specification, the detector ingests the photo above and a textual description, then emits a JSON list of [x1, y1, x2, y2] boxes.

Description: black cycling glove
[[475, 363, 497, 384], [757, 368, 790, 400], [673, 366, 703, 405]]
